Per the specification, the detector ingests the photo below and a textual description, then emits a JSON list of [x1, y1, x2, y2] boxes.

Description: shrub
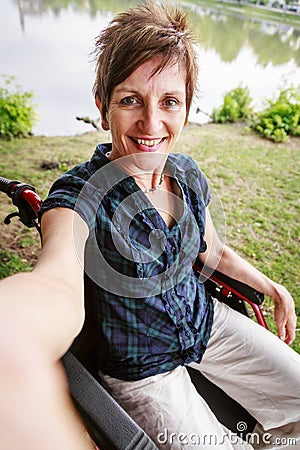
[[0, 75, 38, 139], [212, 86, 254, 124], [252, 87, 300, 142]]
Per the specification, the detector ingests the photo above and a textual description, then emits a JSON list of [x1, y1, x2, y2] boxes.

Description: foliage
[[211, 86, 254, 124], [0, 75, 38, 139], [248, 0, 269, 6], [212, 84, 300, 143], [252, 86, 300, 142]]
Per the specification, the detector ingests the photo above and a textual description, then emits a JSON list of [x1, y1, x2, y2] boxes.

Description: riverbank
[[190, 0, 300, 27], [0, 122, 299, 350]]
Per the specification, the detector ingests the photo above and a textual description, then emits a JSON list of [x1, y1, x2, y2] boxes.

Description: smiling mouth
[[130, 137, 165, 147]]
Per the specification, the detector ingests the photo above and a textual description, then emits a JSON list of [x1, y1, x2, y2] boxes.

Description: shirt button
[[185, 331, 190, 337], [188, 323, 197, 334], [153, 229, 162, 238]]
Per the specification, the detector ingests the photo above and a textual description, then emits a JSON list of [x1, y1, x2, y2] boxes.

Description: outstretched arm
[[0, 207, 89, 359], [199, 208, 297, 345], [0, 207, 97, 449]]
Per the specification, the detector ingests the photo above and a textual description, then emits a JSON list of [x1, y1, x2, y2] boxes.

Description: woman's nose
[[138, 103, 163, 134]]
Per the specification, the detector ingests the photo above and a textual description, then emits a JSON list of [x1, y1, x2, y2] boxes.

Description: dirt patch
[[0, 203, 40, 270]]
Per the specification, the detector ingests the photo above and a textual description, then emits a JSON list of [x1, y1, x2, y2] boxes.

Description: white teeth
[[135, 138, 162, 146]]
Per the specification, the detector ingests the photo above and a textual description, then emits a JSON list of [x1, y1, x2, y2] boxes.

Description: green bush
[[0, 75, 38, 139], [212, 86, 254, 124], [252, 87, 300, 142]]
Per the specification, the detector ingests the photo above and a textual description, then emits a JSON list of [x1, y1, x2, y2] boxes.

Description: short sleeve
[[193, 162, 210, 208], [39, 162, 101, 230], [168, 153, 210, 208]]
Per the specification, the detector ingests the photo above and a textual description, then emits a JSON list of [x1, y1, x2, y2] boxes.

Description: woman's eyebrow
[[113, 87, 138, 94], [114, 87, 185, 97], [164, 91, 186, 97]]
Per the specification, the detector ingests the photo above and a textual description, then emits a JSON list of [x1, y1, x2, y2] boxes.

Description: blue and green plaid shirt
[[40, 143, 214, 381]]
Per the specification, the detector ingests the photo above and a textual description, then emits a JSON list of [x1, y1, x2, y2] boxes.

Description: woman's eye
[[164, 98, 179, 108], [120, 96, 138, 106]]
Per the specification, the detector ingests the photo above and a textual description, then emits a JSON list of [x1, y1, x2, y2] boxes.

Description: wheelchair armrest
[[209, 269, 264, 305], [61, 351, 157, 450], [193, 259, 268, 328], [193, 259, 264, 305]]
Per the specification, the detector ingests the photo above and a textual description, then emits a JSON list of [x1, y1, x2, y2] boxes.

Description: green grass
[[0, 249, 33, 278], [0, 124, 299, 351], [177, 124, 300, 351]]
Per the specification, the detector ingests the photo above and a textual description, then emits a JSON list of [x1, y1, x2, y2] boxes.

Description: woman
[[0, 1, 299, 449]]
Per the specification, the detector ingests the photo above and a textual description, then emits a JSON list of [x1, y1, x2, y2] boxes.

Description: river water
[[0, 0, 299, 136]]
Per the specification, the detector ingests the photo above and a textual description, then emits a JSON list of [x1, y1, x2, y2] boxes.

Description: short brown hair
[[93, 1, 198, 124]]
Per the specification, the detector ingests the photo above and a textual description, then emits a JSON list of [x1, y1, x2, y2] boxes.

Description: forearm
[[215, 245, 279, 300], [0, 271, 84, 360], [213, 245, 297, 344]]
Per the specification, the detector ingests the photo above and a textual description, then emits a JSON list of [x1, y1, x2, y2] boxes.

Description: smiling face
[[99, 57, 187, 166]]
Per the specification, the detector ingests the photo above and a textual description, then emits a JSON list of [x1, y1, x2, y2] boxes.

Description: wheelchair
[[0, 176, 267, 449]]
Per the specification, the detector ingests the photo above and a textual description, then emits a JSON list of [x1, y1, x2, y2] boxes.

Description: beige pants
[[99, 299, 300, 449]]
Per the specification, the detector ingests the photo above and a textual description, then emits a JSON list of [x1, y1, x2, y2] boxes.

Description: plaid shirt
[[40, 143, 214, 381]]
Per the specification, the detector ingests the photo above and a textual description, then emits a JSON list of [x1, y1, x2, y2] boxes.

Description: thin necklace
[[143, 173, 165, 193]]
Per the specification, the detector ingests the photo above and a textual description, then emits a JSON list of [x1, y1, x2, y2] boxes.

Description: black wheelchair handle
[[0, 176, 14, 195], [0, 176, 42, 233]]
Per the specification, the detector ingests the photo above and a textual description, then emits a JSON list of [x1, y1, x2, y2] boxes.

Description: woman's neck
[[132, 172, 164, 193], [107, 150, 167, 193]]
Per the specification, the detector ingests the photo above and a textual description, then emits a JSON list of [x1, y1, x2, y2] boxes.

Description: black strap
[[61, 351, 158, 450]]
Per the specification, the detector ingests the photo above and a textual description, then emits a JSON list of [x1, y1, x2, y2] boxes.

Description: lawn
[[0, 123, 299, 351]]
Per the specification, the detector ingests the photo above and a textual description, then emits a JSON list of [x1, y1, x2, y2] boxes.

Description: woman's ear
[[95, 96, 109, 131], [95, 95, 101, 111]]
